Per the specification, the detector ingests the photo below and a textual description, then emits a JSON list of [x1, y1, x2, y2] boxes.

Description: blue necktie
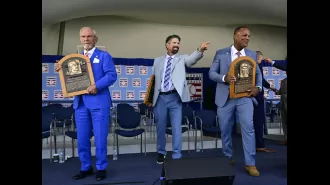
[[163, 57, 173, 90]]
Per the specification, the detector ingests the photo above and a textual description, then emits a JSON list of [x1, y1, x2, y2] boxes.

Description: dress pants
[[217, 97, 256, 166], [253, 98, 267, 148], [154, 92, 182, 159], [75, 98, 110, 171]]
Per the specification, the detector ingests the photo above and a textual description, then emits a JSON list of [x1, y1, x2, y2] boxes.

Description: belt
[[159, 89, 177, 95]]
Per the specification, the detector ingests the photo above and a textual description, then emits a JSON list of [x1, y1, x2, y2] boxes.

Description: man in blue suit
[[209, 26, 262, 177], [56, 27, 117, 181]]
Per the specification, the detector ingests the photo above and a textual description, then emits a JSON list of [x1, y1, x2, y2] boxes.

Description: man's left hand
[[87, 85, 98, 94], [198, 41, 211, 52], [247, 87, 260, 97]]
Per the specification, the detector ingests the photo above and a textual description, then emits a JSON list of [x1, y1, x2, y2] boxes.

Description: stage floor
[[42, 135, 287, 185]]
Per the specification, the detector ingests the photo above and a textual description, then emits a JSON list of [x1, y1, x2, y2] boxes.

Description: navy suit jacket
[[255, 64, 271, 101], [73, 48, 117, 109]]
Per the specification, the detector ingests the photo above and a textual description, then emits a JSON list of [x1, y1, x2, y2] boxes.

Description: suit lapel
[[89, 48, 100, 64], [171, 54, 180, 72], [225, 46, 232, 67], [158, 55, 166, 77]]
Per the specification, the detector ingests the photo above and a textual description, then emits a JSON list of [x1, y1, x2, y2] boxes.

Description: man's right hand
[[55, 62, 61, 72], [224, 73, 236, 84]]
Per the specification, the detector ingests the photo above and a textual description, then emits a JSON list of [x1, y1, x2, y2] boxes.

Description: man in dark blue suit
[[56, 27, 117, 181], [254, 51, 276, 153]]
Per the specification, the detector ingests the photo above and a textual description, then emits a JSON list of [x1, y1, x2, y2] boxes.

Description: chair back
[[117, 111, 141, 129], [117, 103, 135, 113], [138, 103, 147, 115], [42, 108, 54, 133], [182, 106, 194, 125], [194, 110, 217, 129]]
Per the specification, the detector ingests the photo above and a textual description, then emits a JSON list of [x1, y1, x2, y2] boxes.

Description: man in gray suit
[[209, 26, 262, 177], [152, 34, 210, 164]]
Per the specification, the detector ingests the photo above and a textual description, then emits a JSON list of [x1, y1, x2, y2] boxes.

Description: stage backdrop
[[42, 63, 203, 108]]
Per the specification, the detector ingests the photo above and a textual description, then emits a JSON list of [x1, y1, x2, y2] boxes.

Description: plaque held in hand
[[229, 56, 256, 98], [57, 54, 95, 98]]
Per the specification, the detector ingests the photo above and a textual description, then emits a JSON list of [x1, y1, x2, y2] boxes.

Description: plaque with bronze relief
[[229, 56, 256, 98], [57, 54, 95, 98]]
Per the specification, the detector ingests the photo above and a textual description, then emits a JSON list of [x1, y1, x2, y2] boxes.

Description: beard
[[172, 46, 179, 54]]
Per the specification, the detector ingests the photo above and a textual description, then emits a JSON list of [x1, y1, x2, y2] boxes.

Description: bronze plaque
[[229, 56, 256, 98], [57, 54, 95, 98]]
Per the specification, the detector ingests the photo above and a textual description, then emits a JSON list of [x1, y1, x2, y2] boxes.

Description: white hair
[[79, 27, 97, 36]]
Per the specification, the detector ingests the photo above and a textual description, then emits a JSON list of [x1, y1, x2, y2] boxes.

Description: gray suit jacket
[[209, 46, 262, 107], [152, 50, 203, 106]]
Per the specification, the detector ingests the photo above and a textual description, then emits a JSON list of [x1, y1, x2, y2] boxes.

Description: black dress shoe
[[96, 170, 106, 181], [72, 167, 94, 180], [156, 153, 165, 164]]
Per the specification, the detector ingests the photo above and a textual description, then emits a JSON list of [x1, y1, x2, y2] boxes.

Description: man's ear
[[95, 36, 98, 43]]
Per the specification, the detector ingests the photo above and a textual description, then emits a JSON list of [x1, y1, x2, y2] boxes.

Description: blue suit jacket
[[73, 48, 117, 109], [209, 46, 262, 108]]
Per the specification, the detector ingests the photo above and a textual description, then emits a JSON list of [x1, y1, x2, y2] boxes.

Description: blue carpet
[[42, 135, 287, 185]]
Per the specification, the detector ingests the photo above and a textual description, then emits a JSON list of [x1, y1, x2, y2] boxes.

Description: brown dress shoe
[[257, 147, 276, 153], [245, 166, 260, 177], [280, 140, 287, 145]]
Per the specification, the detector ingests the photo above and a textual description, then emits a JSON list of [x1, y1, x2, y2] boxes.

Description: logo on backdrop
[[139, 91, 146, 100], [186, 73, 203, 100], [263, 67, 268, 76], [119, 78, 128, 87], [132, 78, 141, 87], [42, 64, 49, 73], [54, 62, 59, 73], [139, 66, 148, 75], [267, 79, 275, 88], [42, 90, 49, 100], [146, 79, 150, 87], [112, 90, 121, 100], [46, 77, 57, 86], [126, 91, 135, 99], [54, 90, 64, 100], [272, 67, 280, 75], [126, 66, 135, 75], [115, 65, 121, 74]]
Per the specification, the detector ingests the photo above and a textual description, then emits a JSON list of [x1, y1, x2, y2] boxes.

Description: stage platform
[[42, 134, 287, 185]]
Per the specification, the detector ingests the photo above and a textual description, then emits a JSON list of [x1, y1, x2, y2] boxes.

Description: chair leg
[[187, 128, 190, 154], [144, 132, 147, 156], [215, 133, 218, 148], [63, 133, 66, 158], [50, 133, 53, 163], [116, 134, 119, 156], [72, 139, 75, 157], [140, 134, 142, 154], [201, 129, 204, 152]]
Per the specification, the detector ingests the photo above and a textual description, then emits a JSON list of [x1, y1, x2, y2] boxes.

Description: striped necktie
[[163, 57, 173, 90]]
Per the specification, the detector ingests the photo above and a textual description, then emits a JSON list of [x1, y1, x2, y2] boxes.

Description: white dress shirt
[[84, 47, 96, 58]]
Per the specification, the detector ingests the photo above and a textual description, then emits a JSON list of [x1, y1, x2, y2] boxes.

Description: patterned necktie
[[237, 51, 241, 57], [163, 57, 173, 90], [85, 52, 89, 57]]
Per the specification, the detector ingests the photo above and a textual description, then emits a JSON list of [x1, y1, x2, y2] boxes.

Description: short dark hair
[[256, 51, 263, 56], [234, 26, 249, 35], [165, 34, 181, 43]]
